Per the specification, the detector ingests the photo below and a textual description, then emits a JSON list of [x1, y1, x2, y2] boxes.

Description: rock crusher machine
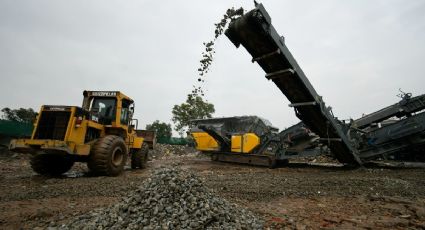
[[191, 3, 425, 167], [191, 116, 322, 167]]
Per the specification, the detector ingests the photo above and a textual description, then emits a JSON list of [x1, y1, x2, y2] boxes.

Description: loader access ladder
[[225, 4, 362, 165]]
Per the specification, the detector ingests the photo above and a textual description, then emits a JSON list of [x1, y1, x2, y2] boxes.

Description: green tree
[[1, 107, 37, 123], [172, 95, 215, 136], [146, 120, 172, 139]]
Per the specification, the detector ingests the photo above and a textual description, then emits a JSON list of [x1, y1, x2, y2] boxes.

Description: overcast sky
[[1, 0, 424, 134]]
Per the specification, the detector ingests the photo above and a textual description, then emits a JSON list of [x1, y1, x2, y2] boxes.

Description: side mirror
[[130, 119, 139, 130]]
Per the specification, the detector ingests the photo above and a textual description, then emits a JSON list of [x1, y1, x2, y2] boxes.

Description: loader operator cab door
[[120, 99, 133, 126], [90, 97, 117, 125]]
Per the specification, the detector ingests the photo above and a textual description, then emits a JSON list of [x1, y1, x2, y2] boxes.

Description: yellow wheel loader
[[9, 91, 154, 176]]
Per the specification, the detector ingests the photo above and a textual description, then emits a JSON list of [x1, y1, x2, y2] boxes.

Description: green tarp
[[0, 120, 191, 146], [0, 120, 33, 137]]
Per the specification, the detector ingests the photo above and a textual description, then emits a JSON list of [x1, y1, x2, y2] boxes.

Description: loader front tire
[[30, 153, 74, 176], [131, 143, 148, 169], [88, 135, 127, 176]]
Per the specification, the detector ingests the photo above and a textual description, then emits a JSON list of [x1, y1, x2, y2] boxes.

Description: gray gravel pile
[[60, 167, 263, 229], [151, 144, 194, 156], [150, 144, 201, 161]]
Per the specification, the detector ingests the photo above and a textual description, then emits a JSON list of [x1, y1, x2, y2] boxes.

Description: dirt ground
[[1, 149, 425, 229]]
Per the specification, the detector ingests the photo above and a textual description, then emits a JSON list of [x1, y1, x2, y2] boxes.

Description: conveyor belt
[[225, 4, 362, 165], [354, 94, 425, 129]]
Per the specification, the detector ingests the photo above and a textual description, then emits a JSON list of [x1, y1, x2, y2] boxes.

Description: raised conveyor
[[225, 4, 362, 165], [354, 93, 425, 129]]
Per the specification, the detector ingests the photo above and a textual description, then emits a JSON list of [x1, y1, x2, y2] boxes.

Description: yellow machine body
[[190, 116, 280, 167], [231, 133, 260, 153], [191, 132, 219, 151], [10, 91, 144, 156], [191, 131, 260, 154]]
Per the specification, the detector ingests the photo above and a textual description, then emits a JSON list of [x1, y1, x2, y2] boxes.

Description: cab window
[[90, 98, 116, 125], [120, 99, 132, 125]]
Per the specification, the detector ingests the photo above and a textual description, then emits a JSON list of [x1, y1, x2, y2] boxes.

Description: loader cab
[[82, 91, 134, 127], [90, 97, 116, 125]]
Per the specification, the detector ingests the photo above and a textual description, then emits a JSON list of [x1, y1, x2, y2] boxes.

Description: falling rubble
[[190, 7, 244, 99]]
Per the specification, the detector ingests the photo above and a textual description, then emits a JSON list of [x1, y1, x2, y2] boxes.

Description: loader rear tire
[[131, 143, 148, 169], [88, 135, 127, 176], [30, 153, 74, 176]]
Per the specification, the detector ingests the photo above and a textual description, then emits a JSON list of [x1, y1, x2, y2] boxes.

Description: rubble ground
[[1, 145, 425, 229]]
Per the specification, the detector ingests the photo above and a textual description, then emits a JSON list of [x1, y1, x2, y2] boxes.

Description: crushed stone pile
[[59, 167, 263, 230], [151, 143, 196, 156], [150, 144, 201, 160], [0, 146, 21, 160], [294, 154, 340, 165]]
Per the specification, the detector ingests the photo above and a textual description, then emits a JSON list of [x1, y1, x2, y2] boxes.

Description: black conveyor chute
[[354, 93, 425, 129], [198, 125, 231, 151], [225, 4, 362, 165]]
